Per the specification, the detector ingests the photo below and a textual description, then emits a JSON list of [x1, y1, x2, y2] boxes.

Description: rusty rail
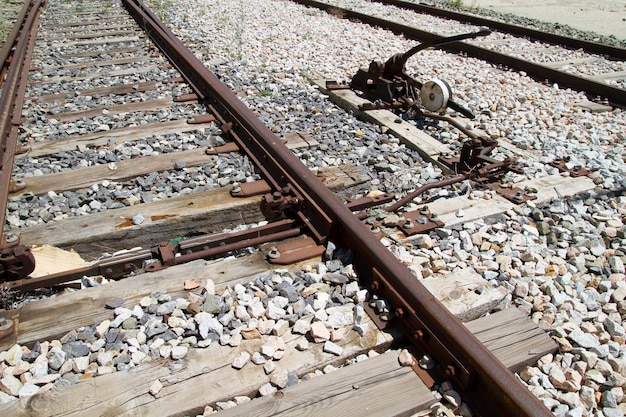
[[373, 0, 626, 60], [292, 0, 626, 107], [0, 0, 44, 278], [120, 0, 552, 415]]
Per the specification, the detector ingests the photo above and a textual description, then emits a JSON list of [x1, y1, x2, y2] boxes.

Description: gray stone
[[568, 330, 600, 348], [324, 272, 348, 284], [323, 341, 343, 356], [601, 390, 618, 408], [604, 318, 625, 338], [105, 298, 123, 309], [156, 301, 177, 316], [62, 341, 91, 358], [603, 408, 624, 417], [47, 350, 67, 371], [201, 296, 221, 314]]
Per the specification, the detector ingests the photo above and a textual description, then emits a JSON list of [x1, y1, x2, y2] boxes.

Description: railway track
[[294, 0, 626, 106], [0, 0, 624, 416]]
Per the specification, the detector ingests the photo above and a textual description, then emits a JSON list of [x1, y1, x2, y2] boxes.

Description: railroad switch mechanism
[[336, 27, 542, 209], [348, 27, 491, 119]]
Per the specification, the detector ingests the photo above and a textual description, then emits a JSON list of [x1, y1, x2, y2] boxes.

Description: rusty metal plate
[[266, 237, 325, 265], [485, 182, 537, 204], [397, 206, 444, 236], [187, 114, 216, 124], [346, 193, 395, 212], [205, 142, 240, 155], [173, 93, 199, 102], [549, 158, 590, 177], [438, 154, 460, 171], [230, 180, 271, 197], [325, 80, 351, 90]]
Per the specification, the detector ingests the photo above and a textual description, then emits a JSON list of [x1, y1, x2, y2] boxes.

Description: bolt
[[370, 226, 380, 233], [403, 219, 414, 229], [416, 216, 427, 224], [231, 182, 241, 193], [420, 207, 429, 215], [371, 280, 381, 291], [5, 235, 18, 244], [418, 354, 435, 370], [413, 329, 425, 341], [429, 213, 439, 222], [395, 307, 404, 318], [267, 247, 280, 259], [513, 191, 524, 201], [445, 364, 456, 377]]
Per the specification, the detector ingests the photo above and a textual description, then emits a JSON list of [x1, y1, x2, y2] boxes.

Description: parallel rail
[[374, 0, 626, 59], [292, 0, 626, 107], [121, 0, 552, 415]]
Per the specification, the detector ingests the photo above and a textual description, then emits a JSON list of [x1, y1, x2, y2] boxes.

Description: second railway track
[[0, 0, 625, 416]]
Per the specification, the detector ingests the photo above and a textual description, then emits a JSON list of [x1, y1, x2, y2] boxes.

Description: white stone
[[232, 352, 250, 369], [310, 321, 330, 342], [149, 379, 163, 396], [171, 345, 189, 360]]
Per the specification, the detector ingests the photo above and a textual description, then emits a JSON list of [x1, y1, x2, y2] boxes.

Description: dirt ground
[[468, 0, 626, 40]]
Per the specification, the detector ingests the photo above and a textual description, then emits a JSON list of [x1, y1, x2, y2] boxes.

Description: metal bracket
[[266, 237, 325, 264], [325, 80, 351, 90], [484, 182, 537, 204], [346, 193, 395, 212], [205, 142, 241, 155], [187, 114, 216, 124], [397, 206, 444, 236], [230, 180, 271, 197], [549, 158, 590, 177], [260, 185, 304, 221]]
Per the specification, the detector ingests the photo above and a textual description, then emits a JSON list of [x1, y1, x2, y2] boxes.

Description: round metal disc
[[420, 79, 451, 112]]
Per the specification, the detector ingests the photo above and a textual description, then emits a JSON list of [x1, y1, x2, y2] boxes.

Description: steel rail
[[373, 0, 626, 59], [120, 0, 552, 415], [0, 0, 44, 258], [292, 0, 626, 107], [0, 0, 34, 82]]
